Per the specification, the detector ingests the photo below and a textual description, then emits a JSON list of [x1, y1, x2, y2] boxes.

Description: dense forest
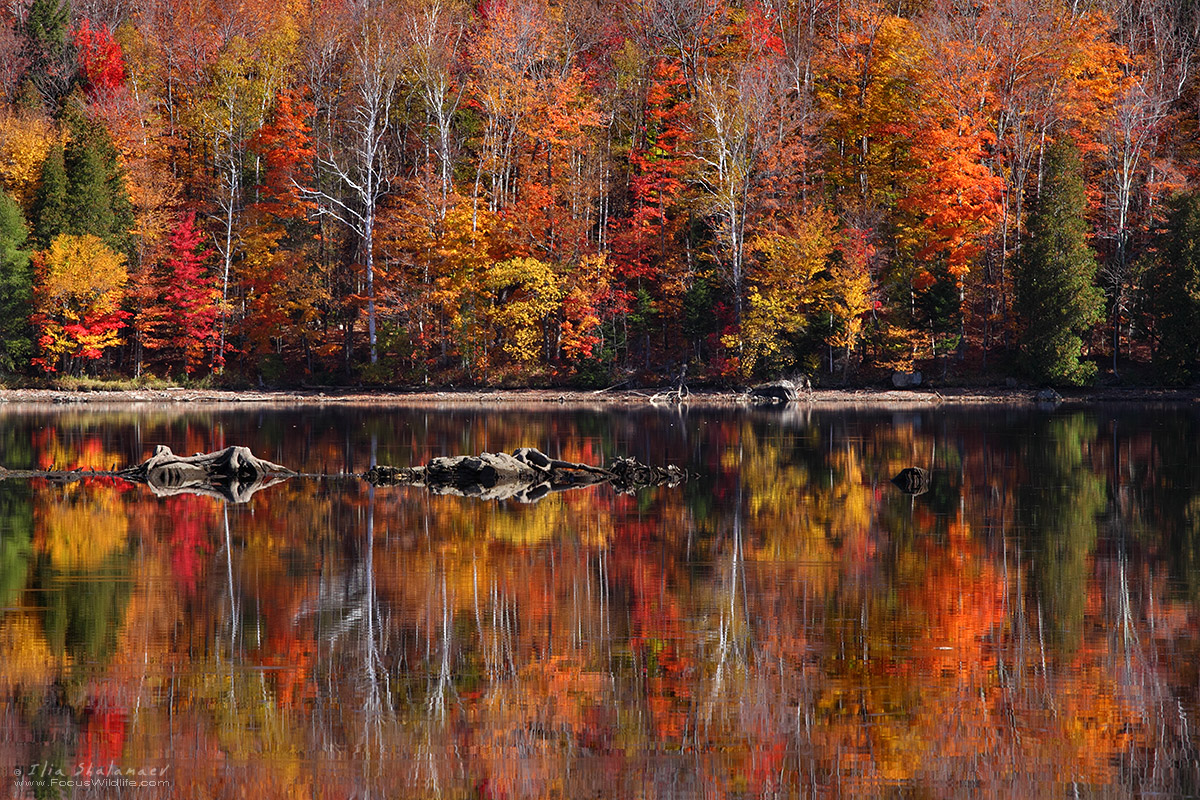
[[0, 0, 1198, 387]]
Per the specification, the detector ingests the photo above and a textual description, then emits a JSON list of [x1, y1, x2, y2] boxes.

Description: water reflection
[[0, 404, 1197, 797]]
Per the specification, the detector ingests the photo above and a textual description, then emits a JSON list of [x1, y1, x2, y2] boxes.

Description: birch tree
[[303, 5, 399, 365]]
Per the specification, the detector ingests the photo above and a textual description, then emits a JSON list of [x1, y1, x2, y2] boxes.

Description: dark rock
[[891, 467, 930, 495], [892, 371, 923, 388], [1036, 387, 1063, 404]]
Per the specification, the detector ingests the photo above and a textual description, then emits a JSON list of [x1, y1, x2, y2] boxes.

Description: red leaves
[[249, 86, 316, 223], [141, 211, 222, 376], [611, 61, 692, 286], [74, 20, 127, 97]]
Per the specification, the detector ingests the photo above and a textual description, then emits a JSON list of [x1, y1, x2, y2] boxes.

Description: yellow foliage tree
[[32, 233, 129, 372], [733, 208, 838, 378], [0, 112, 54, 209], [485, 256, 564, 364]]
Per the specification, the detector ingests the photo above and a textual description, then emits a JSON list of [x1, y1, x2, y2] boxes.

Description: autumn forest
[[0, 0, 1197, 386]]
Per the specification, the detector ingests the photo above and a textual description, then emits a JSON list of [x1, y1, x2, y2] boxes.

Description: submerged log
[[607, 457, 689, 493], [365, 447, 689, 502], [119, 445, 294, 503]]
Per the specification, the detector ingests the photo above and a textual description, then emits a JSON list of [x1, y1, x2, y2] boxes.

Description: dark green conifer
[[60, 106, 134, 256], [20, 0, 74, 109], [0, 192, 33, 376], [32, 143, 68, 247], [1016, 136, 1104, 386], [1148, 192, 1200, 383]]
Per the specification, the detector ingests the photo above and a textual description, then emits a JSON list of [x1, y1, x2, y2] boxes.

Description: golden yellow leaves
[[485, 256, 564, 363], [732, 208, 873, 378], [0, 112, 53, 209], [0, 613, 61, 691]]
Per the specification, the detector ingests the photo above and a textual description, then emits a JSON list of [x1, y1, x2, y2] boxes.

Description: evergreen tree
[[1148, 191, 1200, 383], [1016, 137, 1104, 385], [0, 193, 33, 375], [62, 109, 134, 257], [20, 0, 74, 109], [32, 143, 68, 247]]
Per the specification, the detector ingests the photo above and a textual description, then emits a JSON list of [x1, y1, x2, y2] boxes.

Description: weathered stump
[[119, 445, 293, 503], [366, 447, 688, 502], [607, 457, 690, 494]]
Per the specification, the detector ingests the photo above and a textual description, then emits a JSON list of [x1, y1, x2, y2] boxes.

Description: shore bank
[[0, 385, 1196, 408]]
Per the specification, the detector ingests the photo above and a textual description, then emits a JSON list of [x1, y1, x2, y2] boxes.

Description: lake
[[0, 401, 1197, 798]]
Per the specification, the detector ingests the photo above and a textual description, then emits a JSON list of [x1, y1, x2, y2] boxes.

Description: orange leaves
[[558, 254, 614, 363], [249, 85, 316, 223], [901, 114, 1003, 276], [818, 1, 923, 208]]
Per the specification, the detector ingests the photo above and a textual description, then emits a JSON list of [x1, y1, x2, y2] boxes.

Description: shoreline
[[0, 385, 1196, 408]]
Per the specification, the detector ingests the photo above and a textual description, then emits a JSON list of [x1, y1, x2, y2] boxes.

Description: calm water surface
[[0, 402, 1197, 798]]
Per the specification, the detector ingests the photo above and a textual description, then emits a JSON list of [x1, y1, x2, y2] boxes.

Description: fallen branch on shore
[[365, 447, 690, 502]]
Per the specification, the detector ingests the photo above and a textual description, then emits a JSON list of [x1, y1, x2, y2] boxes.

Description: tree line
[[0, 0, 1199, 386]]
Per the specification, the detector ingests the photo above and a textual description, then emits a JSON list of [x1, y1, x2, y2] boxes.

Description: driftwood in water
[[0, 445, 293, 502], [118, 445, 293, 503], [365, 447, 689, 502], [891, 467, 930, 495]]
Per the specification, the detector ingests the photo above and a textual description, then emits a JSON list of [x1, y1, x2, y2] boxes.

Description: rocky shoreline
[[0, 385, 1196, 407]]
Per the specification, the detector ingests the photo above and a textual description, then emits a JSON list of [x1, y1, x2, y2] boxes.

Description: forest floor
[[0, 385, 1197, 408]]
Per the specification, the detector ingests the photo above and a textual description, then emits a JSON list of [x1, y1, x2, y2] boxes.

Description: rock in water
[[891, 467, 930, 495], [424, 452, 542, 497]]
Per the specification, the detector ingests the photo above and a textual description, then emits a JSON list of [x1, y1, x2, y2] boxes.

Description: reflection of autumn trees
[[0, 407, 1198, 796]]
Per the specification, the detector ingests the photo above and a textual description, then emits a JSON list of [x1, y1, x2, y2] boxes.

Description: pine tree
[[1016, 137, 1104, 386], [62, 110, 134, 257], [0, 192, 33, 375], [65, 135, 114, 238], [20, 0, 74, 109], [32, 144, 68, 248], [1148, 192, 1200, 383]]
